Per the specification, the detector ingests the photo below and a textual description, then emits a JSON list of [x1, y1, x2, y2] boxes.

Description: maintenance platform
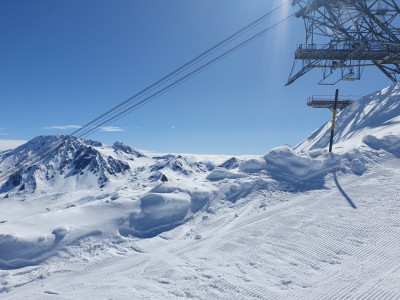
[[306, 95, 358, 110]]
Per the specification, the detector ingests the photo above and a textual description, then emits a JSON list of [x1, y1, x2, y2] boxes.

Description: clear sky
[[0, 0, 394, 155]]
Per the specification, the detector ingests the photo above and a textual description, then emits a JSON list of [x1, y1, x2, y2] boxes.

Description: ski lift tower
[[286, 0, 400, 86]]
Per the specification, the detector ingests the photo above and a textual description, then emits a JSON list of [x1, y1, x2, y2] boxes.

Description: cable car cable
[[0, 4, 294, 183]]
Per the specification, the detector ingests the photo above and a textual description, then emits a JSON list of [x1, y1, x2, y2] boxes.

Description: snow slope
[[0, 84, 400, 299], [296, 83, 400, 153]]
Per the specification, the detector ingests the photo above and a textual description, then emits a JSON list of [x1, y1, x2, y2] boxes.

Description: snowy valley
[[0, 84, 400, 299]]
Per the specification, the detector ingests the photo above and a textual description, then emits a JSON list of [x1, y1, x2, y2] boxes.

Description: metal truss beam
[[287, 0, 400, 85]]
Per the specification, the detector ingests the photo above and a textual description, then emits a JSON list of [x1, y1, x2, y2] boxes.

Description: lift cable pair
[[0, 2, 295, 183]]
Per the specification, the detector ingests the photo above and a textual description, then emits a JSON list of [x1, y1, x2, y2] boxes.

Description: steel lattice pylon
[[286, 0, 400, 85]]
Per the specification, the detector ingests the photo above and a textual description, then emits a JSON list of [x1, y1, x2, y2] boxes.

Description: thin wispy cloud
[[0, 128, 9, 136], [44, 125, 82, 130], [100, 126, 125, 132], [44, 125, 124, 133]]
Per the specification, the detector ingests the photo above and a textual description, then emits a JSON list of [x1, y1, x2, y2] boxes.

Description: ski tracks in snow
[[2, 161, 400, 299]]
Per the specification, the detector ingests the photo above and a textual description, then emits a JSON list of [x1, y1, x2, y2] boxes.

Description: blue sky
[[0, 0, 393, 155]]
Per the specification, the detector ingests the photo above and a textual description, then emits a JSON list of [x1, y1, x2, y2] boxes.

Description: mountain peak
[[0, 136, 130, 193], [112, 141, 145, 158]]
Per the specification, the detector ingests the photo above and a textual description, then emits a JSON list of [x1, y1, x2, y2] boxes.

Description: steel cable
[[0, 4, 294, 183]]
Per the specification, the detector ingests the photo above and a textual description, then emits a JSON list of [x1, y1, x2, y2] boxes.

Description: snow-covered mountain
[[1, 84, 400, 299], [0, 136, 133, 194]]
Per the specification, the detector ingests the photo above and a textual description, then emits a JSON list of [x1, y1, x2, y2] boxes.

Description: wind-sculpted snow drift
[[0, 227, 69, 270], [0, 84, 400, 298]]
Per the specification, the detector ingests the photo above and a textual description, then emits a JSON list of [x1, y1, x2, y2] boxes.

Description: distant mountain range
[[0, 135, 215, 195]]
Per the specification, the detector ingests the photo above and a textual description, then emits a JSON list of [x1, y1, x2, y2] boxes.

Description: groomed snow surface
[[1, 84, 400, 299]]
